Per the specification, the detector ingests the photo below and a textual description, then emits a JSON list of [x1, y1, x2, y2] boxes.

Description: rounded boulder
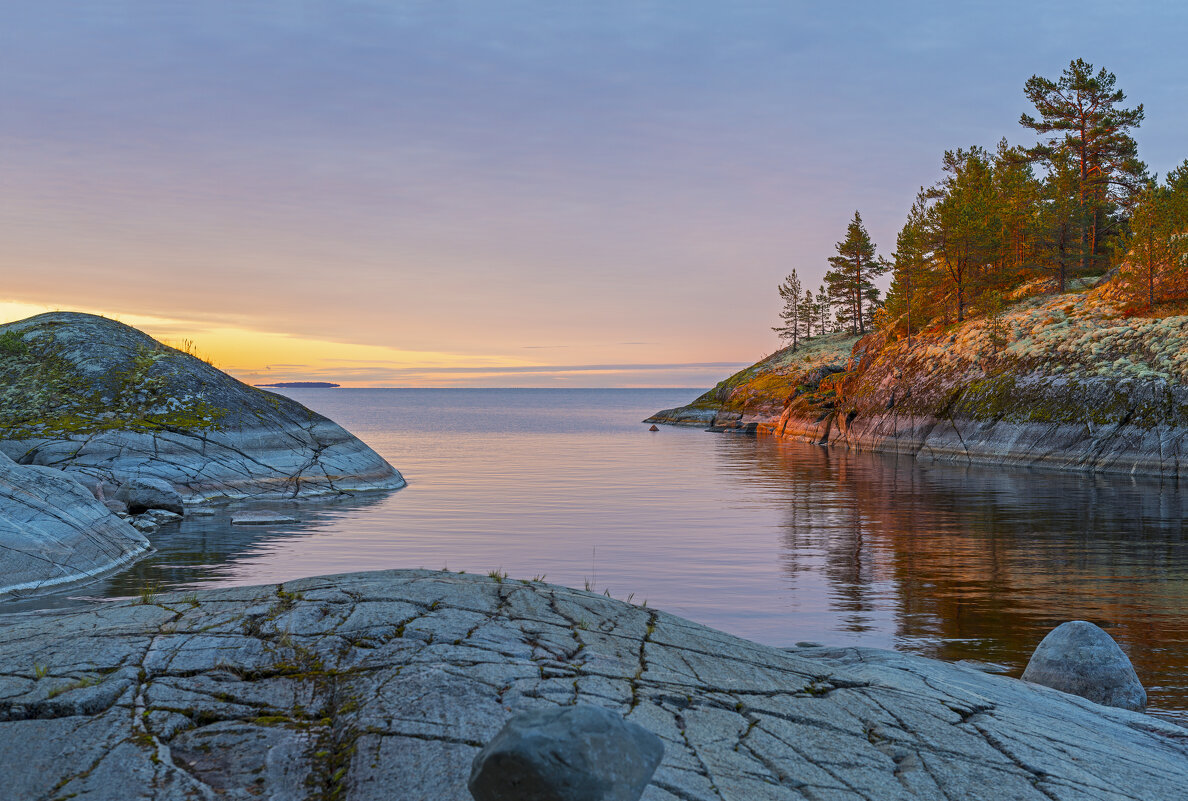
[[114, 476, 185, 515], [1021, 621, 1146, 711], [469, 705, 663, 801]]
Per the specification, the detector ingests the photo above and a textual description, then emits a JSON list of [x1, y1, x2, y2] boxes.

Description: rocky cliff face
[[0, 570, 1183, 800], [0, 312, 405, 502], [0, 449, 149, 599], [654, 280, 1188, 477]]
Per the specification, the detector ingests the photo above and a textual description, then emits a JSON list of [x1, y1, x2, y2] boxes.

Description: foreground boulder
[[1022, 621, 1147, 711], [0, 450, 149, 598], [0, 312, 404, 502], [0, 570, 1183, 800], [469, 705, 663, 801]]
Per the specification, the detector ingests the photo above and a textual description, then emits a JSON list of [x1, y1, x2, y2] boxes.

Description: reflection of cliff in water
[[710, 435, 1188, 717], [2, 492, 393, 615]]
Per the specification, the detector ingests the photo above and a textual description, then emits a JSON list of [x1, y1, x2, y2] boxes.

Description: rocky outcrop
[[645, 333, 856, 430], [654, 283, 1188, 478], [771, 291, 1188, 477], [0, 312, 405, 503], [0, 450, 149, 599], [0, 569, 1183, 800]]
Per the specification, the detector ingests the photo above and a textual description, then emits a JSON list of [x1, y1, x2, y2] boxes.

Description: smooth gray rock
[[469, 705, 663, 801], [1022, 620, 1148, 710], [0, 312, 405, 503], [230, 510, 298, 525], [0, 451, 150, 598], [0, 570, 1184, 800], [115, 476, 184, 514]]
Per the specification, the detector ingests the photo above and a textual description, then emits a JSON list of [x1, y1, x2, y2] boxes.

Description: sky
[[2, 1, 1187, 387]]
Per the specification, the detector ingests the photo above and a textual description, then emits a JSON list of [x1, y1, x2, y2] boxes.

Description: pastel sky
[[3, 1, 1186, 386]]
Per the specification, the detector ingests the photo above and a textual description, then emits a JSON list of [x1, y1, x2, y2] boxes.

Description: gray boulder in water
[[0, 312, 404, 503], [469, 705, 663, 801], [0, 450, 149, 598], [1022, 620, 1147, 711]]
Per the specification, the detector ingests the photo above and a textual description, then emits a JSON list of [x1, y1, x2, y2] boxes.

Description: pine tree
[[885, 201, 932, 344], [992, 139, 1042, 276], [816, 284, 829, 335], [1119, 174, 1188, 309], [772, 271, 804, 349], [797, 289, 816, 342], [1020, 59, 1147, 274], [823, 211, 888, 335]]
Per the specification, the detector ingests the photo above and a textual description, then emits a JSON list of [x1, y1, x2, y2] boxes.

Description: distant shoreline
[[256, 381, 341, 388]]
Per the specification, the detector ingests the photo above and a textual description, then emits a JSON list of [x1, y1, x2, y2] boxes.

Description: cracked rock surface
[[0, 312, 404, 503], [1, 569, 1183, 800], [0, 450, 149, 598]]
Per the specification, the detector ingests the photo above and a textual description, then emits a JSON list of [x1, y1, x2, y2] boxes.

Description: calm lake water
[[7, 388, 1188, 721]]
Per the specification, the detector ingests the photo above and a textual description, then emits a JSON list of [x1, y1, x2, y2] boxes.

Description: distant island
[[255, 381, 341, 388]]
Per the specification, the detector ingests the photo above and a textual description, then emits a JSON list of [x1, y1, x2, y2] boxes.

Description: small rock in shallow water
[[648, 424, 659, 432], [468, 704, 663, 801], [185, 506, 217, 516], [1022, 620, 1146, 711], [231, 511, 298, 525]]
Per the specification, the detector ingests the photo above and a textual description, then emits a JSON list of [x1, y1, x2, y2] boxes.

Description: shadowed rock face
[[0, 450, 149, 598], [0, 570, 1184, 800], [0, 312, 404, 502]]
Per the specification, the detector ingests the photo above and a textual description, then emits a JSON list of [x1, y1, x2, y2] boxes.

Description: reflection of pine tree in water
[[824, 500, 877, 633], [727, 437, 1188, 717]]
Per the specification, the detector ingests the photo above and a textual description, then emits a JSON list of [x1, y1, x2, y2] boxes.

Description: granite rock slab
[[0, 570, 1184, 800], [0, 450, 150, 598]]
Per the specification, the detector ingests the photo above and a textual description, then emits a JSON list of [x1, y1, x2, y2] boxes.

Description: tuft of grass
[[181, 592, 200, 608], [48, 675, 97, 698], [531, 574, 547, 583], [487, 569, 507, 584], [137, 583, 160, 605], [33, 663, 49, 679]]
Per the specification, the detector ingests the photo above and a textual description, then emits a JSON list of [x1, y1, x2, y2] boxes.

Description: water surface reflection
[[2, 388, 1184, 721]]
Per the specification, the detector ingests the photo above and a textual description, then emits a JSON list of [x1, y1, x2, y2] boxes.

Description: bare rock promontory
[[0, 570, 1183, 800], [0, 312, 404, 503]]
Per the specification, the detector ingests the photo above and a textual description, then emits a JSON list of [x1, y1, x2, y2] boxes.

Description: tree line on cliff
[[774, 58, 1188, 350]]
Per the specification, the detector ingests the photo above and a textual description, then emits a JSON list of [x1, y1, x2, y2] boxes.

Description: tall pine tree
[[1020, 59, 1147, 275], [824, 211, 888, 335]]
